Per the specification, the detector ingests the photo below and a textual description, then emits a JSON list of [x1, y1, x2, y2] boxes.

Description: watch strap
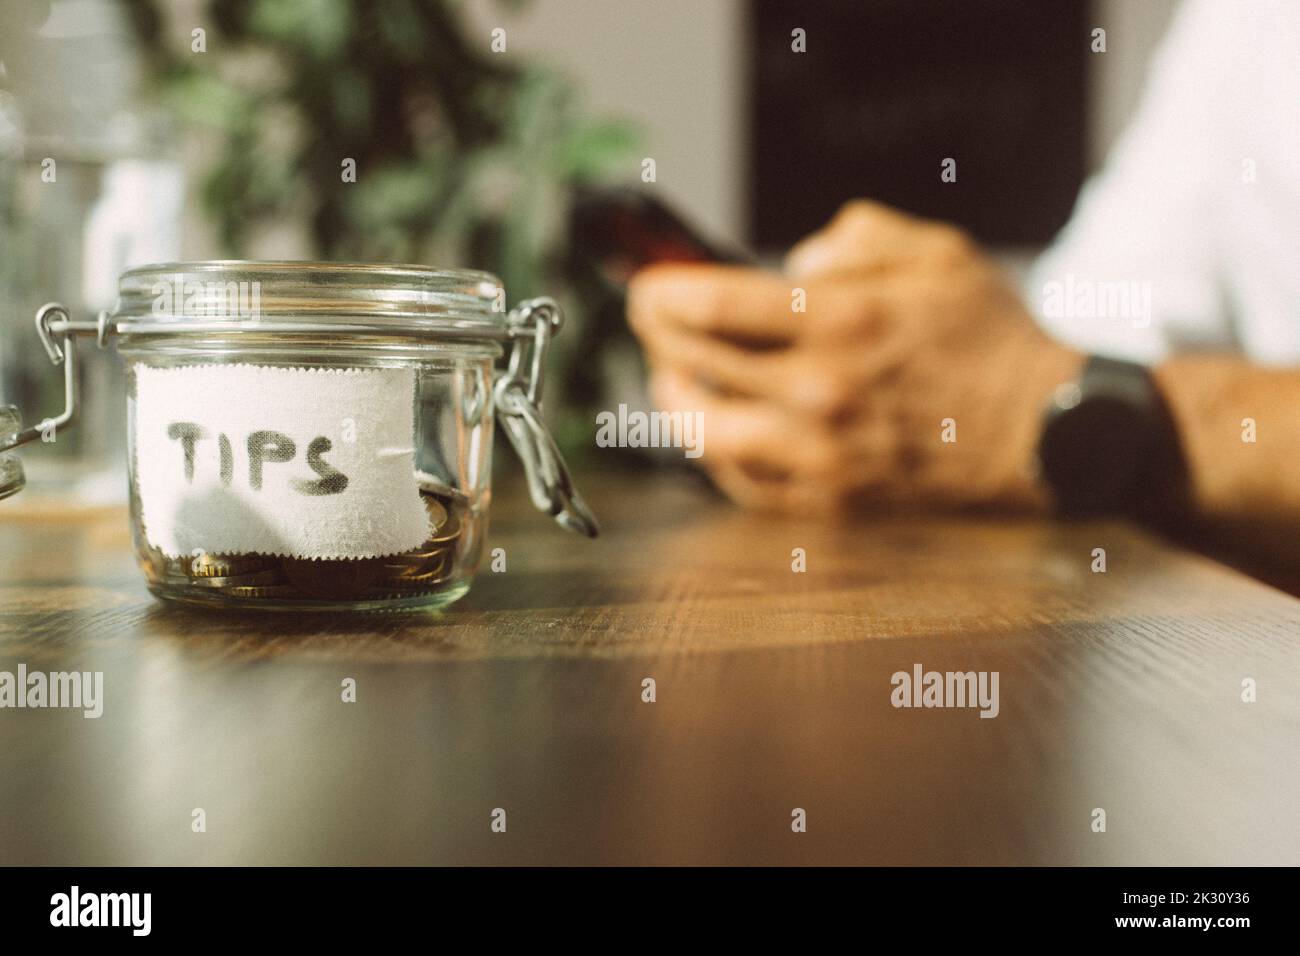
[[1039, 355, 1189, 521]]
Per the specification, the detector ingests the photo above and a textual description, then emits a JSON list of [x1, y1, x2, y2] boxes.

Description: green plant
[[122, 0, 637, 452], [126, 1, 633, 272]]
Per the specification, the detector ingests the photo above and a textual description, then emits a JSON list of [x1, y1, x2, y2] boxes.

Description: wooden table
[[1, 470, 1298, 865]]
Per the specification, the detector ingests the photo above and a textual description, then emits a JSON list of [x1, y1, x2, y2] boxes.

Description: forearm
[[1155, 355, 1300, 518]]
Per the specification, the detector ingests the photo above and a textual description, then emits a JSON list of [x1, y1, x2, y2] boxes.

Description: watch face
[[1039, 395, 1158, 516]]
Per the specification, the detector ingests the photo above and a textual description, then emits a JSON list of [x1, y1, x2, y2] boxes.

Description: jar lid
[[111, 261, 507, 339]]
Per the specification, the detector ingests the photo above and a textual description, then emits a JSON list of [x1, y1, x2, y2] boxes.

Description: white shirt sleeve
[[1029, 0, 1234, 364]]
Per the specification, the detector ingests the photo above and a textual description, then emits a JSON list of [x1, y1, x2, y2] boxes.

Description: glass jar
[[0, 261, 598, 611]]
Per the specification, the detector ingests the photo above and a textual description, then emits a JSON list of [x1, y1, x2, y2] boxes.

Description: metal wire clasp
[[0, 304, 114, 457], [494, 297, 600, 538]]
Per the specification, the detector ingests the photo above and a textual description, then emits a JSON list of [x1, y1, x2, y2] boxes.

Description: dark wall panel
[[750, 0, 1090, 249]]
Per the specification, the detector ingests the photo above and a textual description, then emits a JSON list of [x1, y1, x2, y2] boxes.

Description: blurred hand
[[627, 200, 1083, 514]]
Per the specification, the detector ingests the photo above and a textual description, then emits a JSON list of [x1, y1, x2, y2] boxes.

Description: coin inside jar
[[424, 495, 448, 535], [187, 569, 285, 589], [135, 486, 469, 604], [186, 553, 278, 579]]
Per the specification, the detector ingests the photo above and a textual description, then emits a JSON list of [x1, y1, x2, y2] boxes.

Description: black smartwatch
[[1036, 355, 1189, 520]]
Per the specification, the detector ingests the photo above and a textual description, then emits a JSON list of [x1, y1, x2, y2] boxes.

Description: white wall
[[1091, 0, 1181, 167], [463, 0, 746, 246]]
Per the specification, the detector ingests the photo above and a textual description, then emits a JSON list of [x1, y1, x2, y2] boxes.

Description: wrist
[[1037, 353, 1190, 521], [1001, 335, 1085, 510]]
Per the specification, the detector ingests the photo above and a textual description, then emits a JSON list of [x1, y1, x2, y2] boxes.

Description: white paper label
[[134, 363, 430, 559]]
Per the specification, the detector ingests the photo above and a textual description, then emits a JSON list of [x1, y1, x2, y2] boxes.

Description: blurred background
[[0, 0, 1180, 505]]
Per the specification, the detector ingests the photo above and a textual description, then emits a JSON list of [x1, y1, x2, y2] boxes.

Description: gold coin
[[221, 585, 299, 599], [428, 513, 461, 545], [384, 546, 447, 568], [187, 569, 285, 589], [415, 472, 467, 501], [384, 542, 451, 566], [426, 494, 452, 522], [186, 553, 277, 578], [378, 567, 448, 587], [375, 565, 457, 590]]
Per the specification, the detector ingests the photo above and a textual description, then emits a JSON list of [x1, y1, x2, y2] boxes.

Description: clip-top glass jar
[[0, 261, 598, 611]]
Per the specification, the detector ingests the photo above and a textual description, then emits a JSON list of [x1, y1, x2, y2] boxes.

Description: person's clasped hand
[[627, 200, 1083, 514]]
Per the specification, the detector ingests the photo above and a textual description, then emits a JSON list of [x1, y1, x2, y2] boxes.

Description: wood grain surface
[[1, 470, 1298, 865]]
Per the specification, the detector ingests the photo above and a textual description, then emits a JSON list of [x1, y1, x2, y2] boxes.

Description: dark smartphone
[[568, 185, 755, 287], [563, 185, 749, 482]]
